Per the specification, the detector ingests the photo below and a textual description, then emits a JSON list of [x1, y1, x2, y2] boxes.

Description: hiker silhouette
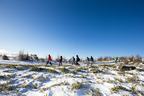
[[90, 56, 94, 66], [76, 55, 80, 65], [59, 56, 63, 66], [46, 54, 52, 66], [72, 56, 75, 65]]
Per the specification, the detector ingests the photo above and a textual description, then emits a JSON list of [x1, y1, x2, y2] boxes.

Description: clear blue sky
[[0, 0, 144, 58]]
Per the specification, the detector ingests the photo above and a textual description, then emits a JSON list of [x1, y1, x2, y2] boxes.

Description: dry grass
[[76, 67, 88, 72], [42, 81, 69, 91], [71, 82, 83, 90], [126, 75, 139, 83], [111, 86, 129, 93], [91, 88, 103, 96], [0, 82, 16, 92], [59, 67, 70, 73], [0, 74, 16, 80], [30, 67, 59, 74]]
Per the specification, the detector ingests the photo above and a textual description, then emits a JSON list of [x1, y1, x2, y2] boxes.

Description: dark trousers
[[46, 61, 52, 65], [76, 61, 80, 65], [72, 61, 75, 65], [59, 61, 62, 66]]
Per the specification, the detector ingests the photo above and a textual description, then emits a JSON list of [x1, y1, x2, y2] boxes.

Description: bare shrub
[[2, 55, 9, 60], [17, 51, 30, 61]]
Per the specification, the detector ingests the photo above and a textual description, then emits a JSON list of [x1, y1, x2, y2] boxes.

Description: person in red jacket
[[46, 54, 52, 65]]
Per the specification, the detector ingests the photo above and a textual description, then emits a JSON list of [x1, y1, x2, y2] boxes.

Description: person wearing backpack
[[76, 55, 80, 65], [90, 56, 94, 66]]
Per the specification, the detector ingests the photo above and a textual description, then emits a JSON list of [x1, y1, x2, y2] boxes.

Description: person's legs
[[50, 61, 52, 66], [59, 62, 61, 66], [61, 62, 62, 66], [72, 61, 75, 65], [76, 61, 80, 65], [77, 62, 80, 65], [46, 61, 49, 65], [59, 62, 60, 66], [59, 61, 61, 66], [90, 61, 93, 66], [87, 61, 89, 66], [76, 61, 78, 65]]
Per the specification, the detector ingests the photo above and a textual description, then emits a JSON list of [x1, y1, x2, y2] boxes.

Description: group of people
[[46, 54, 94, 66], [71, 55, 81, 65], [46, 54, 63, 66], [86, 56, 94, 66]]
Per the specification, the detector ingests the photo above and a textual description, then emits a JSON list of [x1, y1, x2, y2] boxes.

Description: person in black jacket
[[76, 55, 80, 65], [90, 56, 94, 66], [115, 57, 119, 63], [87, 57, 90, 66], [72, 56, 75, 65], [59, 56, 63, 66]]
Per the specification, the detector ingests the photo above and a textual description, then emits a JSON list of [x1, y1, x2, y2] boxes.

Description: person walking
[[115, 57, 119, 63], [76, 55, 80, 65], [90, 56, 94, 66], [87, 57, 90, 66], [59, 56, 63, 66], [46, 54, 52, 66], [71, 56, 75, 65]]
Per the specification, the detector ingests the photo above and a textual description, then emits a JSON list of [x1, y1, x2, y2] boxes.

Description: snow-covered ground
[[0, 60, 144, 96], [0, 60, 43, 65]]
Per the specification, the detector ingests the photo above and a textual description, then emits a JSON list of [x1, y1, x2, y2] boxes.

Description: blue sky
[[0, 0, 144, 58]]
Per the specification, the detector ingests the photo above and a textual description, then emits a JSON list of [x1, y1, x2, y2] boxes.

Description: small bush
[[71, 71, 77, 74], [15, 66, 29, 70], [30, 67, 59, 74], [0, 75, 7, 80], [115, 78, 124, 83], [72, 82, 82, 90], [111, 86, 129, 93], [80, 75, 86, 78], [90, 68, 103, 73], [76, 67, 88, 72], [37, 75, 49, 82], [0, 82, 16, 91], [17, 51, 30, 61], [59, 67, 70, 73], [5, 65, 17, 69], [42, 82, 69, 91], [0, 74, 15, 80], [48, 68, 59, 73], [131, 84, 137, 93], [2, 55, 9, 60], [126, 76, 139, 83], [21, 83, 38, 89], [30, 54, 39, 61], [22, 74, 33, 78], [107, 80, 117, 83], [91, 88, 103, 96]]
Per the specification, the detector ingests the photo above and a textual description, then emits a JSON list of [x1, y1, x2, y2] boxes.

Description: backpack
[[77, 57, 80, 61]]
